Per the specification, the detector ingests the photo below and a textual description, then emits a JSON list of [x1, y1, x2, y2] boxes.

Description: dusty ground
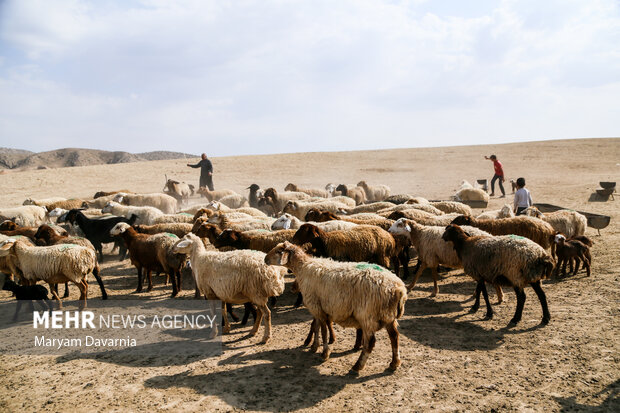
[[0, 138, 618, 412]]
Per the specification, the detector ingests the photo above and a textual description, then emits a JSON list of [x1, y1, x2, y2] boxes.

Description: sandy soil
[[0, 138, 618, 412]]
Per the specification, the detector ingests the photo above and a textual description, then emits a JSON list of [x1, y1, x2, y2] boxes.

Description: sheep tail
[[393, 287, 407, 319]]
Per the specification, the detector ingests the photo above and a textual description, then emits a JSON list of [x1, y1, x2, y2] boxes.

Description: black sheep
[[1, 277, 52, 321]]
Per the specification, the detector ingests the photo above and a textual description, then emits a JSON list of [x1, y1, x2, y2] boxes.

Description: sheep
[[152, 213, 194, 224], [264, 242, 407, 372], [388, 211, 461, 227], [377, 203, 443, 216], [86, 194, 118, 209], [554, 234, 591, 277], [284, 183, 329, 198], [291, 224, 395, 268], [23, 197, 66, 206], [305, 209, 393, 231], [476, 204, 515, 220], [110, 223, 185, 296], [270, 213, 359, 231], [93, 190, 133, 199], [451, 215, 555, 250], [282, 200, 352, 220], [343, 202, 394, 214], [384, 194, 415, 204], [33, 224, 107, 300], [207, 212, 274, 232], [64, 209, 136, 261], [1, 221, 48, 242], [325, 183, 342, 197], [102, 201, 164, 225], [214, 228, 296, 253], [335, 184, 366, 205], [173, 233, 286, 342], [261, 188, 311, 213], [455, 187, 490, 203], [430, 201, 473, 216], [0, 237, 98, 309], [134, 223, 194, 238], [113, 192, 178, 214], [357, 181, 390, 202], [345, 213, 388, 221], [163, 177, 194, 205], [197, 187, 239, 200], [245, 183, 263, 209], [0, 205, 47, 226], [524, 207, 587, 238], [442, 224, 554, 325], [313, 195, 356, 208], [0, 233, 30, 281], [1, 274, 53, 321], [388, 218, 501, 299], [217, 194, 250, 209]]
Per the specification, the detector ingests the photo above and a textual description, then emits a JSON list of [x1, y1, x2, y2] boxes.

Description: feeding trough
[[534, 203, 611, 235], [476, 179, 488, 192], [460, 199, 489, 209], [599, 181, 616, 190]]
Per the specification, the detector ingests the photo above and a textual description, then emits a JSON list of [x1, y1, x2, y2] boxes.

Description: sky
[[0, 0, 619, 156]]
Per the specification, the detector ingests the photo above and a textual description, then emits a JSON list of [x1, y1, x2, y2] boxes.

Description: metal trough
[[533, 203, 611, 234], [599, 182, 616, 190], [460, 200, 489, 209]]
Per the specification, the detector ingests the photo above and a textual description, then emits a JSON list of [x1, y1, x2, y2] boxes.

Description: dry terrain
[[0, 138, 618, 412]]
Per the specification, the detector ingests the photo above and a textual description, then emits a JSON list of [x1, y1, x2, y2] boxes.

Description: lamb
[[94, 190, 133, 199], [197, 187, 239, 200], [0, 205, 47, 226], [264, 242, 407, 372], [173, 233, 287, 342], [113, 192, 178, 214], [247, 184, 262, 208], [476, 204, 515, 220], [455, 187, 490, 203], [282, 200, 352, 220], [524, 207, 587, 238], [0, 237, 99, 309], [304, 209, 393, 231], [64, 209, 136, 261], [1, 274, 52, 320], [214, 228, 296, 253], [430, 201, 472, 216], [153, 213, 194, 224], [110, 223, 185, 296], [554, 234, 591, 277], [217, 194, 250, 209], [388, 218, 501, 300], [102, 201, 164, 225], [343, 202, 394, 214], [270, 213, 358, 232], [291, 224, 395, 268], [451, 215, 555, 250], [442, 224, 554, 325], [45, 199, 90, 211], [335, 184, 366, 205], [357, 181, 390, 202], [284, 183, 329, 198], [163, 178, 194, 205], [134, 223, 194, 238], [33, 224, 107, 299]]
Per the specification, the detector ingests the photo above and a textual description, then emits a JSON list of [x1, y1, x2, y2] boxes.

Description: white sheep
[[0, 205, 48, 226], [284, 183, 329, 198], [101, 201, 164, 225], [270, 213, 358, 231], [430, 201, 473, 216], [264, 242, 407, 373], [282, 200, 352, 220], [455, 188, 490, 203], [0, 237, 98, 309], [524, 207, 587, 238], [113, 192, 178, 214], [217, 194, 250, 209], [173, 233, 286, 343], [357, 181, 391, 202], [476, 204, 515, 220]]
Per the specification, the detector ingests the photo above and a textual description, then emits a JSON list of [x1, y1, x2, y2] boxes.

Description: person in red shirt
[[484, 154, 505, 197]]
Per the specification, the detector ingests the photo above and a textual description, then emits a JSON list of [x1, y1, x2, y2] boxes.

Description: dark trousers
[[490, 174, 505, 195], [200, 175, 214, 191], [516, 207, 527, 216]]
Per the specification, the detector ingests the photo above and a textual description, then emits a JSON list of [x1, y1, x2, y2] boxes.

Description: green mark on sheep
[[165, 233, 179, 239], [59, 244, 77, 250], [356, 263, 385, 271], [179, 213, 192, 217], [509, 235, 525, 240]]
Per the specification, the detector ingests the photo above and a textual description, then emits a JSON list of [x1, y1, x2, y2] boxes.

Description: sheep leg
[[146, 270, 153, 292], [319, 318, 330, 360], [480, 282, 493, 319], [430, 266, 439, 297], [176, 270, 182, 292], [62, 282, 70, 298], [327, 319, 335, 344], [269, 296, 277, 308], [495, 285, 504, 304], [294, 292, 303, 308], [12, 301, 23, 322], [225, 303, 240, 322], [352, 332, 375, 374], [169, 270, 178, 298], [310, 318, 321, 353], [48, 283, 63, 309], [530, 281, 550, 325], [470, 281, 482, 313], [240, 303, 256, 325], [386, 320, 401, 371], [194, 285, 201, 299], [75, 280, 87, 310], [303, 319, 316, 347], [353, 328, 362, 350], [135, 267, 144, 293], [92, 265, 107, 300], [509, 287, 526, 325], [249, 305, 263, 337], [222, 302, 231, 334], [406, 263, 428, 292], [258, 303, 271, 344]]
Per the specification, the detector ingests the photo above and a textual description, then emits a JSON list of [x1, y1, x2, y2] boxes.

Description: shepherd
[[187, 153, 214, 191]]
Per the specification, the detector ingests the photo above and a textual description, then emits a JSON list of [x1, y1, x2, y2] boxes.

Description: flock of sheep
[[0, 179, 594, 373]]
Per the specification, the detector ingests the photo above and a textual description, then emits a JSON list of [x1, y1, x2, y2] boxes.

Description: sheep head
[[335, 184, 347, 195], [554, 234, 566, 245], [291, 224, 322, 246], [0, 238, 16, 257], [284, 183, 296, 192], [282, 201, 298, 214], [193, 208, 213, 221], [247, 183, 260, 191], [214, 229, 241, 249], [357, 181, 368, 188], [101, 201, 118, 214], [110, 222, 131, 236], [23, 198, 35, 205], [263, 188, 277, 200], [388, 218, 412, 237], [173, 234, 196, 254], [272, 214, 292, 230], [48, 207, 67, 218], [304, 208, 323, 222], [264, 241, 298, 266], [0, 220, 18, 231], [450, 215, 472, 226]]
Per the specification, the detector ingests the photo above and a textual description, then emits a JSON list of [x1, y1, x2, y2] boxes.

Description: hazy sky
[[0, 0, 618, 156]]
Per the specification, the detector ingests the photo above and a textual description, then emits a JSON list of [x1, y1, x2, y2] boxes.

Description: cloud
[[0, 0, 618, 155]]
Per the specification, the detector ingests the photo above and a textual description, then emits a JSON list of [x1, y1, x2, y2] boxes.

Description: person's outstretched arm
[[187, 160, 201, 168]]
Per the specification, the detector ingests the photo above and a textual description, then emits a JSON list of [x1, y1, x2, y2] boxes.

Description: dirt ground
[[0, 138, 618, 412]]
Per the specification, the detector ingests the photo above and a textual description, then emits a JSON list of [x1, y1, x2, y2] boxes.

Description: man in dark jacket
[[187, 153, 214, 190]]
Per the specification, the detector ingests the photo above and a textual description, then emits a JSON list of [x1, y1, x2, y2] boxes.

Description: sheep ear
[[279, 250, 289, 265], [405, 224, 411, 232], [283, 219, 291, 230]]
